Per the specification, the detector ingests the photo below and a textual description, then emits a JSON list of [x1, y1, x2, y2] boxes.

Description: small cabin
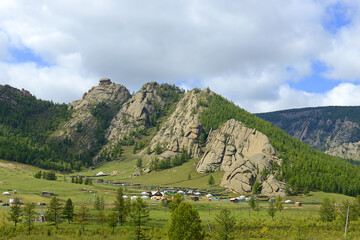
[[99, 78, 112, 86], [191, 196, 199, 201], [295, 202, 302, 206]]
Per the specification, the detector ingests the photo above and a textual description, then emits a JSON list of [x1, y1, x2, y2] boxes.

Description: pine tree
[[268, 201, 277, 221], [319, 197, 336, 222], [168, 201, 204, 240], [215, 208, 236, 240], [63, 198, 74, 223], [107, 211, 118, 234], [23, 203, 36, 235], [98, 210, 106, 228], [114, 187, 128, 226], [8, 198, 22, 227], [155, 143, 162, 155], [46, 196, 63, 226], [169, 193, 184, 212], [129, 198, 150, 240], [252, 180, 261, 195], [75, 205, 89, 232], [249, 197, 257, 211], [208, 175, 215, 186], [94, 196, 101, 211], [276, 196, 283, 212]]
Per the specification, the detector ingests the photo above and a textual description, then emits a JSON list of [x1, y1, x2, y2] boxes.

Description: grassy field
[[1, 158, 358, 239]]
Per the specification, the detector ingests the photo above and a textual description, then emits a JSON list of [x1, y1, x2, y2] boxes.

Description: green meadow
[[0, 159, 359, 239]]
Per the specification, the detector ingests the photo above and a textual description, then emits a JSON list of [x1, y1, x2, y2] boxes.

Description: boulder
[[197, 119, 285, 196]]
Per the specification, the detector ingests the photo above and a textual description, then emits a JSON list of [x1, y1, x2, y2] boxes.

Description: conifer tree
[[23, 203, 36, 235], [208, 175, 215, 186], [215, 208, 236, 240], [276, 196, 283, 212], [268, 201, 277, 221], [114, 187, 128, 226], [168, 202, 204, 240], [46, 196, 63, 226], [8, 198, 22, 227], [76, 205, 89, 232], [129, 198, 149, 240], [107, 211, 118, 234], [63, 198, 74, 223], [319, 197, 336, 222]]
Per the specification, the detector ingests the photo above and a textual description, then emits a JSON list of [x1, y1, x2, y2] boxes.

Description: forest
[[199, 93, 360, 196]]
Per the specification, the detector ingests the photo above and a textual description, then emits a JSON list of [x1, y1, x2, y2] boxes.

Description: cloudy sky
[[1, 0, 360, 113]]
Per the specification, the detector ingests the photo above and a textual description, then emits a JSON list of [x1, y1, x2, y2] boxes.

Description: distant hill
[[257, 106, 360, 160], [2, 82, 360, 196]]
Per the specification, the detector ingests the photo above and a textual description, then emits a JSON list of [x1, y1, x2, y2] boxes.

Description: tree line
[[199, 93, 360, 197]]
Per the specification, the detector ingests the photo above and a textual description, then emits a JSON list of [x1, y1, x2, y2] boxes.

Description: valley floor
[[0, 159, 357, 239]]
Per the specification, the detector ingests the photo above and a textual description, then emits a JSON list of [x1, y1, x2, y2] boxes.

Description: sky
[[1, 0, 360, 113]]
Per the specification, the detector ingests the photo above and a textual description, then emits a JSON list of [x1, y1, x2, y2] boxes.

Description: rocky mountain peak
[[146, 89, 205, 159], [197, 119, 285, 196], [71, 81, 130, 111], [0, 85, 32, 105]]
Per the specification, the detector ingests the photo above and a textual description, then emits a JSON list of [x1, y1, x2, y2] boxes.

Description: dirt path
[[0, 162, 30, 171]]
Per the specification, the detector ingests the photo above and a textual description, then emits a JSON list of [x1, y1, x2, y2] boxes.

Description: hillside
[[2, 82, 360, 196], [257, 106, 360, 160]]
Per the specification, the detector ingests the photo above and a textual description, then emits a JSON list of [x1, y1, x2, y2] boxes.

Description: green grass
[[2, 158, 360, 239]]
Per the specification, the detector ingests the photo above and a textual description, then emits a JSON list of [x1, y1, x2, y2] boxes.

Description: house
[[295, 202, 302, 206], [150, 191, 163, 197], [191, 196, 199, 201], [9, 198, 22, 204], [99, 78, 112, 86]]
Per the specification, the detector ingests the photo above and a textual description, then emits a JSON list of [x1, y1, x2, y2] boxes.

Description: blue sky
[[1, 1, 360, 113]]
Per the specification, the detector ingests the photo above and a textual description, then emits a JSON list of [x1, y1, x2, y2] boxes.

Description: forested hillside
[[257, 106, 360, 151], [2, 83, 360, 196], [200, 94, 360, 196], [0, 85, 73, 171]]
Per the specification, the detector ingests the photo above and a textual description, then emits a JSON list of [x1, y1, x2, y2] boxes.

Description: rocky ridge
[[0, 85, 32, 105], [53, 82, 131, 151], [325, 141, 360, 160], [196, 119, 285, 196], [257, 107, 360, 160], [101, 82, 184, 157], [146, 89, 207, 159]]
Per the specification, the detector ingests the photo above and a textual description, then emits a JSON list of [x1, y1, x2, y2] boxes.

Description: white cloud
[[250, 83, 360, 113], [0, 0, 360, 112]]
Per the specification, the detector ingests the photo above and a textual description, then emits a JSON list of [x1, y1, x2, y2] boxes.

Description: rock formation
[[147, 89, 208, 159], [53, 81, 131, 151], [106, 82, 167, 142], [257, 107, 360, 160], [196, 119, 285, 196], [325, 141, 360, 160]]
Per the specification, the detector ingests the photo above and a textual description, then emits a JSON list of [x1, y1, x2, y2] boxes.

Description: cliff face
[[146, 89, 207, 159], [257, 107, 360, 160], [196, 119, 285, 196], [53, 83, 131, 151]]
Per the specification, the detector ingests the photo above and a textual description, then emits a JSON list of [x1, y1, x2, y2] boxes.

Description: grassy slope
[[1, 158, 358, 240]]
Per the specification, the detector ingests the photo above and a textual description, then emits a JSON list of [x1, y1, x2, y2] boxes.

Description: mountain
[[2, 81, 360, 196], [257, 106, 360, 160]]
